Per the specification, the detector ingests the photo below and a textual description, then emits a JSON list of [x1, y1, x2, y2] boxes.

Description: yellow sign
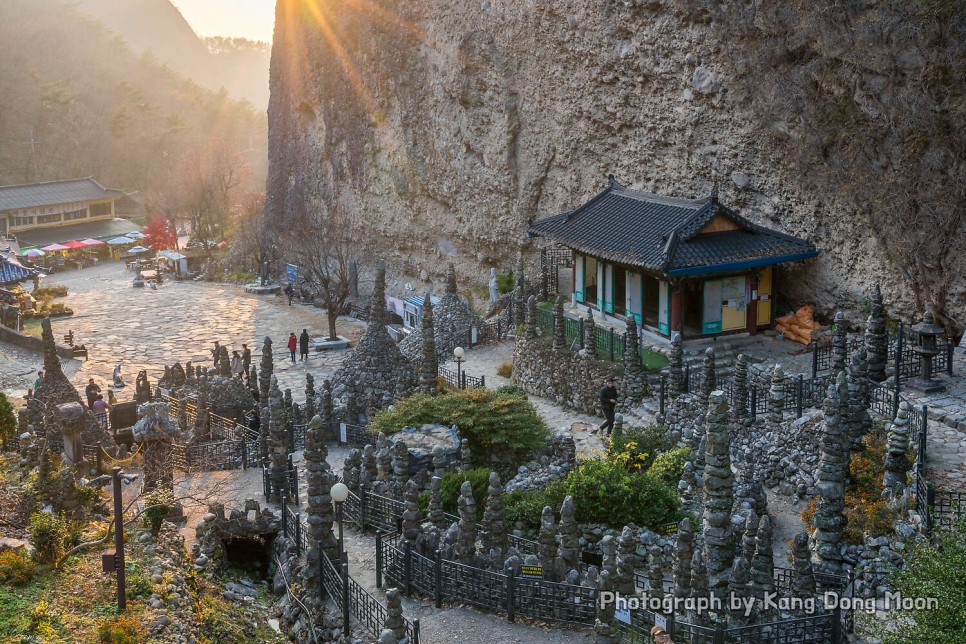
[[520, 565, 542, 579]]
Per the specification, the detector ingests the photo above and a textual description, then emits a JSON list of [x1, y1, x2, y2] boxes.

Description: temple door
[[757, 267, 772, 326], [721, 276, 747, 331]]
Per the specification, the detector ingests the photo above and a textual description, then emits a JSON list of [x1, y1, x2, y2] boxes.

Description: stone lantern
[[907, 312, 945, 393]]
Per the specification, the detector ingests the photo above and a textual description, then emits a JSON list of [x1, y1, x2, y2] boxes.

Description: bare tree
[[226, 192, 275, 276], [176, 138, 252, 253], [284, 207, 356, 341]]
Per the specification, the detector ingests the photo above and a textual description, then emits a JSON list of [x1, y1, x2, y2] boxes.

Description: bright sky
[[169, 0, 276, 43]]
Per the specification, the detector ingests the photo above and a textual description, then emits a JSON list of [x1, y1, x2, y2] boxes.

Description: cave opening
[[222, 536, 272, 579]]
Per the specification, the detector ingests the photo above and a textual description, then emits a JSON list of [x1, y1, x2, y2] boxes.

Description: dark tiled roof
[[528, 177, 817, 274], [15, 219, 141, 249], [0, 178, 121, 212]]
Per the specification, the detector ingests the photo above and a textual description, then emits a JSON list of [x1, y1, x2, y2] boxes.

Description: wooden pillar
[[670, 285, 683, 338], [747, 272, 758, 335]]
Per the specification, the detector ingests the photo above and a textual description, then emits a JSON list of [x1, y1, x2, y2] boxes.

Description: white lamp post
[[453, 346, 465, 389], [330, 482, 349, 556]]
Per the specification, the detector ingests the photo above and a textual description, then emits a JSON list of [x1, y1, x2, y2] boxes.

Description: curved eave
[[665, 250, 819, 277]]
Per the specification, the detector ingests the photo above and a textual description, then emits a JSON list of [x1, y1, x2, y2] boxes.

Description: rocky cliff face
[[266, 0, 964, 332]]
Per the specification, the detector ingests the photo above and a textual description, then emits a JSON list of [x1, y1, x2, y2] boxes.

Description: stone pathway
[[32, 262, 366, 403]]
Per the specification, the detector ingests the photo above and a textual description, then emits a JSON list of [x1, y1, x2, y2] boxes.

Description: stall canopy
[[127, 246, 149, 253], [63, 241, 88, 249], [79, 238, 106, 246], [41, 243, 70, 252], [21, 248, 45, 258], [107, 237, 133, 245], [158, 250, 186, 261], [126, 231, 144, 239]]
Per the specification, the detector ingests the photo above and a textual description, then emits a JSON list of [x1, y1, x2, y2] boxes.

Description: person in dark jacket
[[242, 344, 252, 379], [85, 378, 101, 409], [299, 329, 310, 361], [597, 377, 618, 436]]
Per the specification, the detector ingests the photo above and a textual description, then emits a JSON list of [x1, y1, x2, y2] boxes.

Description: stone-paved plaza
[[16, 262, 367, 402]]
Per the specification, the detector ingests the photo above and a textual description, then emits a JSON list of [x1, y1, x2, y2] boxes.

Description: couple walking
[[287, 329, 310, 363]]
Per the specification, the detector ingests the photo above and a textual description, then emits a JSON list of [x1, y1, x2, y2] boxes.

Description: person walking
[[287, 332, 297, 363], [231, 350, 244, 378], [242, 344, 252, 379], [299, 329, 310, 362], [85, 378, 101, 409], [285, 283, 295, 306], [597, 377, 618, 437]]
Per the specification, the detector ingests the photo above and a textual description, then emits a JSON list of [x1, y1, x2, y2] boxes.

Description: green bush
[[608, 424, 675, 472], [28, 511, 73, 565], [32, 285, 68, 298], [496, 269, 515, 294], [564, 458, 680, 529], [142, 488, 176, 535], [647, 446, 692, 485], [371, 389, 550, 465], [437, 468, 491, 513], [0, 549, 35, 586], [504, 482, 567, 531], [885, 517, 966, 643], [0, 391, 15, 449]]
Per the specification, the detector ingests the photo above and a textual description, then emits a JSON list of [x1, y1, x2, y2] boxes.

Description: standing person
[[92, 393, 111, 428], [33, 371, 44, 391], [597, 377, 618, 437], [285, 283, 294, 306], [211, 341, 221, 366], [231, 350, 244, 378], [299, 329, 310, 362], [287, 332, 297, 364], [242, 344, 252, 379], [85, 378, 101, 409]]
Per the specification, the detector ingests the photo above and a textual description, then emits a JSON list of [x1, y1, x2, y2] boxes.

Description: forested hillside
[[0, 0, 266, 198], [72, 0, 271, 110]]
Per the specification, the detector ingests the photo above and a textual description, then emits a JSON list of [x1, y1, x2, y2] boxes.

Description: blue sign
[[286, 264, 298, 284]]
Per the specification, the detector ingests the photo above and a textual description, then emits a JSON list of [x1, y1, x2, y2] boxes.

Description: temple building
[[0, 177, 132, 246], [528, 176, 818, 339]]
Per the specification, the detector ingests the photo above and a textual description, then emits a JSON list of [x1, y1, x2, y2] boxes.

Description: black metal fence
[[809, 325, 954, 382], [534, 306, 665, 370], [378, 531, 597, 626], [262, 460, 299, 504], [320, 546, 420, 643], [541, 246, 574, 295], [437, 364, 485, 390]]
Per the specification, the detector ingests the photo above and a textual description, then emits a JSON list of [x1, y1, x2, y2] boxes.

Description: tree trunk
[[327, 308, 338, 341]]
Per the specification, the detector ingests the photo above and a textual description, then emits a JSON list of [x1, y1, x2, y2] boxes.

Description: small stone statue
[[112, 364, 126, 388], [488, 268, 499, 303]]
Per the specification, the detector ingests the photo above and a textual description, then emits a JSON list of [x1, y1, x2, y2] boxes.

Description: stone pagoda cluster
[[399, 263, 481, 365], [328, 263, 416, 418]]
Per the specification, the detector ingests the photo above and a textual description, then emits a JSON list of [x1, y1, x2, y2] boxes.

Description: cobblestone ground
[[34, 262, 365, 402]]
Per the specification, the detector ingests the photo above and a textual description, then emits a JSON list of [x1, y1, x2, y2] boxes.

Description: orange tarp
[[776, 306, 822, 345]]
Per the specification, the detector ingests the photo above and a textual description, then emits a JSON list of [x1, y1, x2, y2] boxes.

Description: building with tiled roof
[[528, 176, 818, 339], [0, 177, 123, 242]]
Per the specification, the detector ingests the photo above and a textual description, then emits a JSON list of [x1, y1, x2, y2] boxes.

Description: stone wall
[[0, 323, 73, 359], [511, 335, 616, 417]]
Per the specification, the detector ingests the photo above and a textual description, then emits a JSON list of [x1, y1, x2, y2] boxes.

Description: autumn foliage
[[141, 213, 177, 251]]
